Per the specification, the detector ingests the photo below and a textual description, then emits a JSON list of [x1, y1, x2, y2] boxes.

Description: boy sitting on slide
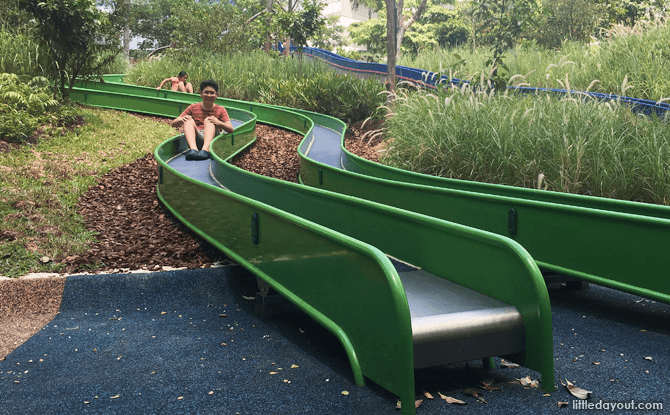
[[170, 80, 234, 161], [157, 71, 194, 93]]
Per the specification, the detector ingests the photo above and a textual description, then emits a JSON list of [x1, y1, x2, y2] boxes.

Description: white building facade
[[322, 0, 378, 51]]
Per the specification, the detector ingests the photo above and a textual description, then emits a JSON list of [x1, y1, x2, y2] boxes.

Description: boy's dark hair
[[199, 79, 219, 93], [178, 71, 188, 78]]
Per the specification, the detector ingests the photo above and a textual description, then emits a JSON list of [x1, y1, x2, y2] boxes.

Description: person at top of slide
[[157, 71, 194, 93], [170, 79, 234, 161]]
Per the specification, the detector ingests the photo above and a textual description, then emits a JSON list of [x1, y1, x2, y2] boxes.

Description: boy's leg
[[186, 83, 194, 93], [177, 82, 187, 93], [201, 120, 218, 152], [183, 119, 199, 150]]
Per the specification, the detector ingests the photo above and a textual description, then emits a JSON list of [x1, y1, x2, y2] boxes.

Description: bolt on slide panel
[[71, 80, 555, 414]]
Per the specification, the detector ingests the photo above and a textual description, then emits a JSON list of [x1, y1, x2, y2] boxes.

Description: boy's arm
[[220, 119, 234, 134], [157, 78, 170, 90], [171, 107, 192, 128], [203, 115, 234, 133]]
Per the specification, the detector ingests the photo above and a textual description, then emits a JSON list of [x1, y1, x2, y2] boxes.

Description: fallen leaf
[[500, 359, 519, 368], [517, 375, 541, 388], [342, 391, 349, 395], [218, 314, 227, 317], [291, 364, 299, 369], [178, 396, 183, 400], [564, 379, 591, 400], [208, 391, 214, 395], [161, 312, 167, 315], [110, 395, 120, 399], [423, 391, 434, 399], [481, 379, 500, 390], [40, 256, 50, 263], [644, 356, 653, 361], [270, 372, 279, 375], [84, 401, 90, 404], [592, 362, 600, 365], [438, 392, 466, 405], [464, 388, 479, 397], [558, 401, 569, 408], [242, 295, 255, 300]]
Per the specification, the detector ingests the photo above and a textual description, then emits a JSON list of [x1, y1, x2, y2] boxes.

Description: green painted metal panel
[[343, 151, 670, 220], [300, 156, 670, 304], [211, 141, 554, 390], [154, 137, 416, 410]]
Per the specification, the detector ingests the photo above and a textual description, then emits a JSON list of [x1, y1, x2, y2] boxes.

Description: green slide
[[71, 78, 554, 415]]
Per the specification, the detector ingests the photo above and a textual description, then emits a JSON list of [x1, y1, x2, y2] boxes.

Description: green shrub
[[0, 73, 81, 142]]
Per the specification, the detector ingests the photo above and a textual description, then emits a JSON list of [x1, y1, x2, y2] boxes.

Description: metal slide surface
[[71, 79, 555, 414]]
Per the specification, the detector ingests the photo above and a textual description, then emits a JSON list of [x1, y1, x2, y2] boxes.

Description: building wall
[[323, 0, 378, 50]]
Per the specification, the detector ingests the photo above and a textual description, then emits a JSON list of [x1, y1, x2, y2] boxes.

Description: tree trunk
[[123, 24, 130, 61], [395, 0, 427, 60], [263, 0, 274, 52], [384, 0, 397, 100]]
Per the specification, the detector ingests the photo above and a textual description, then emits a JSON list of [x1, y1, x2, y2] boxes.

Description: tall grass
[[400, 19, 670, 102], [127, 51, 385, 122], [383, 82, 670, 204], [0, 25, 51, 78]]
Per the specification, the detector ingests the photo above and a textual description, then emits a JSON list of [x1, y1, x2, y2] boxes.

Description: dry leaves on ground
[[561, 378, 592, 400]]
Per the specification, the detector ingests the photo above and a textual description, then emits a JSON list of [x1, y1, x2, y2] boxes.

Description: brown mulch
[[0, 276, 66, 360], [230, 124, 305, 182], [0, 112, 384, 361]]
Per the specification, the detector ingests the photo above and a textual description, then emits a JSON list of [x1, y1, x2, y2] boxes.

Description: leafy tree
[[171, 2, 251, 57], [423, 5, 469, 48], [468, 0, 540, 89], [18, 0, 121, 99], [275, 0, 326, 75], [353, 0, 456, 59], [531, 0, 606, 48], [597, 0, 668, 26], [348, 19, 388, 54], [97, 0, 187, 51]]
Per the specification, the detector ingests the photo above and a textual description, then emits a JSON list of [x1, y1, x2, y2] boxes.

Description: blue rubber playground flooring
[[1, 266, 668, 414]]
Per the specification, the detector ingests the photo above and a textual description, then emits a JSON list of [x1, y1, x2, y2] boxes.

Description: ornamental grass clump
[[382, 78, 670, 205], [401, 18, 670, 102]]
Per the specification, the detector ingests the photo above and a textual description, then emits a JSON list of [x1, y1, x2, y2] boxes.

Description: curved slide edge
[[211, 141, 555, 392], [154, 135, 417, 412], [300, 154, 670, 305], [71, 83, 419, 412], [71, 81, 556, 413]]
